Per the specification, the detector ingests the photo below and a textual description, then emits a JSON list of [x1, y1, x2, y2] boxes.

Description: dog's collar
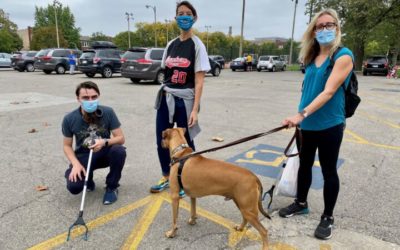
[[171, 143, 190, 157]]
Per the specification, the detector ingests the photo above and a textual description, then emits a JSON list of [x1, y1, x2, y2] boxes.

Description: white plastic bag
[[275, 145, 299, 197]]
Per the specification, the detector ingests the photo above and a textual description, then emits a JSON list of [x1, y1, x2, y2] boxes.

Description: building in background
[[253, 37, 288, 49], [17, 26, 33, 50]]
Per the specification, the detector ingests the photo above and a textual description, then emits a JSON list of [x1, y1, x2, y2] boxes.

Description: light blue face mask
[[316, 29, 336, 46], [176, 15, 194, 31], [82, 99, 98, 113]]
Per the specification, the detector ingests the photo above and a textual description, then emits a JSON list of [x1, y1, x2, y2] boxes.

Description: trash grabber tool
[[66, 148, 94, 241]]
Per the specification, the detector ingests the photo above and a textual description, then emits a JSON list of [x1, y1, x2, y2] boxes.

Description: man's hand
[[89, 138, 106, 152], [69, 163, 86, 182], [188, 111, 198, 128]]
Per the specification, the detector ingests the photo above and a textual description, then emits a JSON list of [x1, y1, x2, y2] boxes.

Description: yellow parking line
[[320, 243, 332, 250], [28, 195, 152, 250], [357, 111, 400, 129], [345, 129, 400, 151], [121, 196, 164, 250], [363, 100, 400, 113]]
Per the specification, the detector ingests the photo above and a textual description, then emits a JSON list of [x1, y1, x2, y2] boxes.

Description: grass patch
[[286, 64, 301, 71]]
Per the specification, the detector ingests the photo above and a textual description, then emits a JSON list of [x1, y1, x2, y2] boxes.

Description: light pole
[[289, 0, 298, 65], [53, 0, 61, 48], [125, 12, 134, 48], [205, 25, 211, 53], [146, 5, 157, 47], [165, 19, 171, 43], [239, 0, 245, 57]]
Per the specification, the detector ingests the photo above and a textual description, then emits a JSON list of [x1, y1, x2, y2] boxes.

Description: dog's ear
[[162, 129, 169, 139]]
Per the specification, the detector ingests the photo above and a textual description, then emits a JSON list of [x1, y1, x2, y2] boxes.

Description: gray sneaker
[[314, 215, 334, 240], [279, 200, 309, 218]]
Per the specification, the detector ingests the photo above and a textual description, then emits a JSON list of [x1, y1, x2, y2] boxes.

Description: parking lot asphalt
[[0, 68, 399, 250]]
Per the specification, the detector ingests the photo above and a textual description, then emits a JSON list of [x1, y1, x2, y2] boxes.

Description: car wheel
[[102, 66, 113, 78], [257, 68, 261, 72], [130, 78, 141, 83], [85, 73, 95, 78], [17, 68, 25, 72], [363, 70, 367, 76], [212, 66, 221, 76], [43, 70, 52, 74], [272, 66, 276, 72], [26, 63, 35, 72], [155, 71, 165, 84], [282, 65, 286, 71], [55, 65, 66, 74], [232, 69, 236, 71]]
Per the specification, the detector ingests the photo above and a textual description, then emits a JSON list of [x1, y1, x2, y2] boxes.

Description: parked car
[[78, 49, 122, 78], [362, 56, 389, 76], [230, 57, 247, 71], [11, 51, 37, 72], [207, 57, 222, 76], [120, 47, 165, 84], [34, 48, 82, 74], [257, 55, 286, 72], [0, 53, 12, 68], [209, 55, 225, 68]]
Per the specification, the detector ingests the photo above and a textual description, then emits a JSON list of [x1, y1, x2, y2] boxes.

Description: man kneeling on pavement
[[62, 81, 126, 205]]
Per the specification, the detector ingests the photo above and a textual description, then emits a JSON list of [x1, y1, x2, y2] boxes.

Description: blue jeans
[[65, 144, 126, 194], [156, 95, 195, 176]]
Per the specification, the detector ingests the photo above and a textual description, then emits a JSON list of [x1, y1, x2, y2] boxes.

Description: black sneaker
[[103, 187, 118, 205], [315, 215, 334, 240], [279, 200, 309, 218]]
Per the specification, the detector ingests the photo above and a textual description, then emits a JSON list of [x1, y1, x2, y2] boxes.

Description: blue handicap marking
[[226, 144, 344, 189]]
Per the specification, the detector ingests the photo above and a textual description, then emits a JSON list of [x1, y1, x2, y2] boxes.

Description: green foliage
[[113, 31, 139, 50], [0, 9, 23, 52], [33, 3, 80, 48], [90, 32, 112, 42], [31, 26, 68, 50]]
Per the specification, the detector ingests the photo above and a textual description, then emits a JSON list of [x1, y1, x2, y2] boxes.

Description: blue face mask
[[316, 29, 336, 46], [176, 16, 194, 31], [82, 99, 98, 113]]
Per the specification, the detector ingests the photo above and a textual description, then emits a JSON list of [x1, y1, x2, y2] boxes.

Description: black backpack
[[328, 47, 361, 118]]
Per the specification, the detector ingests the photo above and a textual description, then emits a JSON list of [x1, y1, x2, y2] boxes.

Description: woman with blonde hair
[[279, 9, 354, 240]]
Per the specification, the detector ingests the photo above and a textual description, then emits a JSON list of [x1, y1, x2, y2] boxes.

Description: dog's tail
[[256, 178, 271, 220]]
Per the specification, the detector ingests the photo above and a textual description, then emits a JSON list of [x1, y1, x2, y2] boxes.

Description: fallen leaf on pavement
[[28, 128, 38, 133], [36, 185, 48, 191]]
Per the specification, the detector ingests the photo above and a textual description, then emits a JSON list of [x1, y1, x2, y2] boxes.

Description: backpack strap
[[328, 46, 354, 91]]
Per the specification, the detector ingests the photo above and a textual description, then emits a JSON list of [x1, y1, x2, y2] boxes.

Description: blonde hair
[[299, 9, 342, 65]]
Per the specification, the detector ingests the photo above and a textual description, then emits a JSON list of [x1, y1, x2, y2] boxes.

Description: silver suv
[[121, 47, 165, 84], [257, 55, 286, 72]]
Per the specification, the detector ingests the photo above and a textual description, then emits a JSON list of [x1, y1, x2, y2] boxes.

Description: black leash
[[171, 125, 300, 166]]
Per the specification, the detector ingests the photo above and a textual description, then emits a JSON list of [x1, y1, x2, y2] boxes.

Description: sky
[[1, 0, 310, 41]]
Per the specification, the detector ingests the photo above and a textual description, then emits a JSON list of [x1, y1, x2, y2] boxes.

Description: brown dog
[[161, 127, 270, 250]]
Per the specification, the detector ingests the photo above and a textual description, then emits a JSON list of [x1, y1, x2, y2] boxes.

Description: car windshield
[[233, 58, 244, 62], [27, 52, 37, 57], [122, 51, 146, 60], [369, 57, 386, 63], [36, 49, 50, 57], [81, 52, 95, 58], [259, 56, 270, 61]]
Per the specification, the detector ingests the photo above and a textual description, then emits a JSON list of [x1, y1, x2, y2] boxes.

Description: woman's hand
[[188, 111, 198, 128], [282, 113, 304, 128]]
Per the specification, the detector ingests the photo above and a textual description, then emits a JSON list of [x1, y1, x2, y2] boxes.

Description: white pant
[[69, 64, 75, 74]]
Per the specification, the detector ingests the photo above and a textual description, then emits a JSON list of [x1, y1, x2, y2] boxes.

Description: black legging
[[296, 123, 344, 217]]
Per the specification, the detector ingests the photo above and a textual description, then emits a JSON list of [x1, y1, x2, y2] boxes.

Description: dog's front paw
[[188, 217, 197, 225], [234, 225, 244, 231], [165, 228, 177, 238]]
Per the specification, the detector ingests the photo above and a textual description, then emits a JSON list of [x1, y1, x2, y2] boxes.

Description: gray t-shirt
[[62, 105, 121, 156]]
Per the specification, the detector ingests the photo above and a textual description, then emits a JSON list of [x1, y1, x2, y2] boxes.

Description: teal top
[[299, 47, 354, 131]]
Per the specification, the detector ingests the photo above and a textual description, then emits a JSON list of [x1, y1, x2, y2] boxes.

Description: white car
[[0, 53, 12, 68], [257, 55, 286, 72]]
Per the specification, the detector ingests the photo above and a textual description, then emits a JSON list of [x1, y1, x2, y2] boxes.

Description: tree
[[90, 32, 112, 42], [33, 3, 81, 48], [113, 31, 138, 50], [0, 9, 23, 52], [31, 26, 68, 50], [305, 0, 400, 69]]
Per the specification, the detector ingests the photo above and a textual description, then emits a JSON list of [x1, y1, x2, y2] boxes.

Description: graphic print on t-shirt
[[78, 124, 105, 148]]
